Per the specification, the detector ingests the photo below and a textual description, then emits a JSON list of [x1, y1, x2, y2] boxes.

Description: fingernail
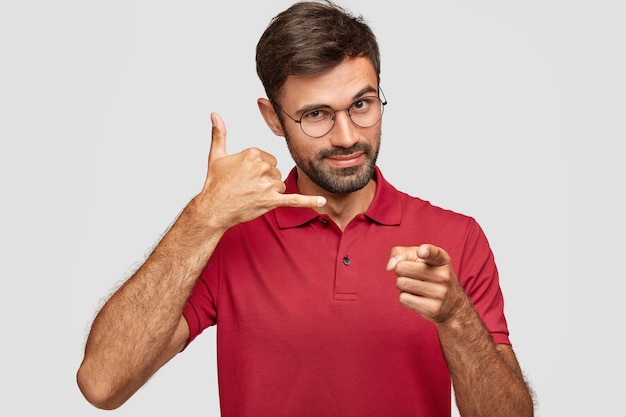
[[317, 197, 327, 207]]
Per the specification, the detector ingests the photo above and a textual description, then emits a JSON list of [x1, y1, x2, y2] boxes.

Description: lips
[[326, 152, 365, 168]]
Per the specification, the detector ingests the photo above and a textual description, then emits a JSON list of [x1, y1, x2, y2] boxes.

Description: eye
[[302, 107, 333, 123], [350, 97, 374, 113]]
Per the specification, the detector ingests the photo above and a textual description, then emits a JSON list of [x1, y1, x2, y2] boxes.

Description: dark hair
[[256, 0, 380, 102]]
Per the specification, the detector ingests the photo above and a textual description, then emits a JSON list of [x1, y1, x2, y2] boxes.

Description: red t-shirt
[[183, 167, 510, 417]]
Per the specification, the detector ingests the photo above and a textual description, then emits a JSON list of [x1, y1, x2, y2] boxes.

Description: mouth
[[325, 152, 365, 168]]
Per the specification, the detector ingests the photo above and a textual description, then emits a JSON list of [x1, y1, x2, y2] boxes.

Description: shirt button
[[342, 257, 350, 266], [321, 219, 329, 227]]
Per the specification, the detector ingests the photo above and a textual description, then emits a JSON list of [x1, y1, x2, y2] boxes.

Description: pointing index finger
[[386, 244, 451, 271], [416, 244, 450, 267]]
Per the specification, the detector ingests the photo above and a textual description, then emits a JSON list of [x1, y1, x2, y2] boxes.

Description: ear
[[257, 98, 285, 137]]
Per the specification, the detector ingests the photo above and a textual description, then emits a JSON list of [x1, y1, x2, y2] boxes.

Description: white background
[[1, 0, 624, 416]]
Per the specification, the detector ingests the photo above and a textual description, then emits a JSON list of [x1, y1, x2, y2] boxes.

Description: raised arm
[[387, 244, 534, 417], [76, 113, 326, 410]]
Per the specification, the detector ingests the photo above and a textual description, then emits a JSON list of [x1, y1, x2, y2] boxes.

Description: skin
[[257, 56, 381, 230], [387, 245, 534, 417], [76, 114, 326, 409], [77, 56, 534, 416]]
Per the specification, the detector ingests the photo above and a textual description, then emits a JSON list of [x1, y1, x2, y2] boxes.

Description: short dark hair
[[256, 0, 381, 102]]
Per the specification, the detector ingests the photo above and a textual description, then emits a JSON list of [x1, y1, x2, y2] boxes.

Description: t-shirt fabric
[[183, 166, 510, 417]]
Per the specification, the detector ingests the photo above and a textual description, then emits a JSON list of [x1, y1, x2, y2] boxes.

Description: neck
[[296, 169, 377, 231]]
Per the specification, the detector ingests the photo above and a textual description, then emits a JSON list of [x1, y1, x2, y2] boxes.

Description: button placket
[[334, 229, 358, 300]]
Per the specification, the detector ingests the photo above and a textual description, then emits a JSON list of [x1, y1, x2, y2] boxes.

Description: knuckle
[[398, 292, 411, 306], [396, 277, 413, 292], [389, 246, 402, 255], [283, 194, 302, 206], [242, 147, 263, 160]]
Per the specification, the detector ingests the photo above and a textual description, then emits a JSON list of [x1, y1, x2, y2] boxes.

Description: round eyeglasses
[[274, 88, 387, 138]]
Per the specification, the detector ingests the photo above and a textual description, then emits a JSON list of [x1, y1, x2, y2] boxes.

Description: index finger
[[416, 244, 451, 267], [386, 244, 450, 271]]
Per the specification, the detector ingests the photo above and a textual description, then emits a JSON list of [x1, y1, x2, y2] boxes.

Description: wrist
[[436, 294, 479, 332]]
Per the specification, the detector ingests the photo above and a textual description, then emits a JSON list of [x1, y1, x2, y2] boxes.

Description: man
[[77, 1, 534, 416]]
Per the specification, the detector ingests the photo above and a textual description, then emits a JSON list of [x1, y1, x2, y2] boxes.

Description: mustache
[[318, 142, 372, 158]]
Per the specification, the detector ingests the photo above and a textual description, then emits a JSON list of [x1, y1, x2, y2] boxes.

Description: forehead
[[278, 57, 379, 109]]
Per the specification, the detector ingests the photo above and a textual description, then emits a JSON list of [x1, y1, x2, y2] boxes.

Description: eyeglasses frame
[[272, 87, 387, 138]]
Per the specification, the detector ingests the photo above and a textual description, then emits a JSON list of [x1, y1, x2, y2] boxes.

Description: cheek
[[285, 132, 320, 158], [368, 124, 382, 145], [288, 143, 322, 166]]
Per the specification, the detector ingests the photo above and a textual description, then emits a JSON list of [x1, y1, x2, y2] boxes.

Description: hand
[[386, 244, 467, 323], [193, 113, 326, 230]]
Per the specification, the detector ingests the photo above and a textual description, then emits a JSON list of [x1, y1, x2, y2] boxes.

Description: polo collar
[[274, 166, 402, 229]]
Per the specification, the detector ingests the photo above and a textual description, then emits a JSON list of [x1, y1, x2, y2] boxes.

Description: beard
[[285, 131, 381, 195]]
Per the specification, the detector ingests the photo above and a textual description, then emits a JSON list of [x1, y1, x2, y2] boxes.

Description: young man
[[77, 1, 534, 416]]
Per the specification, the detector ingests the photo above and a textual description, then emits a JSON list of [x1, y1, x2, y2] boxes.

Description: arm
[[435, 295, 533, 417], [76, 113, 326, 410], [387, 245, 534, 417]]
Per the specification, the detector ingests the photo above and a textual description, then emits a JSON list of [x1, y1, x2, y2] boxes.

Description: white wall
[[1, 1, 623, 416]]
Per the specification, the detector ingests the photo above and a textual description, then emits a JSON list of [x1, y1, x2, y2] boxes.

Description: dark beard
[[286, 138, 380, 195]]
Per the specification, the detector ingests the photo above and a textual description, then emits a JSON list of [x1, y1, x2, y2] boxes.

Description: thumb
[[208, 112, 228, 163], [386, 246, 419, 271]]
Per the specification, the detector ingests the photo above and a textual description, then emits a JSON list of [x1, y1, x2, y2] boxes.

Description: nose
[[329, 109, 359, 148]]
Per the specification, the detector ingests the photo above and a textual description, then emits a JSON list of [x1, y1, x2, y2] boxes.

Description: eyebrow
[[295, 85, 379, 115]]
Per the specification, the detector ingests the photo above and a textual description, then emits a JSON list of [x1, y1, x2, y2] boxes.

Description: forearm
[[77, 198, 226, 408], [436, 298, 534, 417]]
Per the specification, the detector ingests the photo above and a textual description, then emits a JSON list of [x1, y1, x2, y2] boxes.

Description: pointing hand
[[386, 244, 467, 323]]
